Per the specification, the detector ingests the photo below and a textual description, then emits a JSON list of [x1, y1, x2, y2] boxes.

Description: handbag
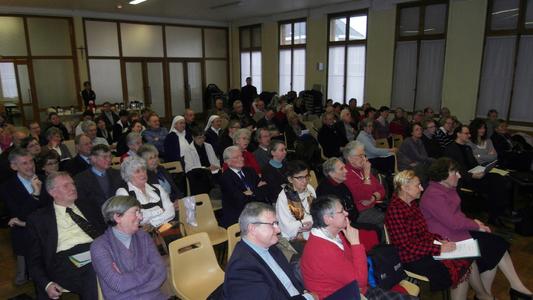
[[367, 244, 406, 290]]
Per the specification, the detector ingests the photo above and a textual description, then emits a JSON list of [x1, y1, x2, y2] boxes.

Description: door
[[0, 60, 36, 124], [123, 60, 167, 118], [168, 60, 204, 117]]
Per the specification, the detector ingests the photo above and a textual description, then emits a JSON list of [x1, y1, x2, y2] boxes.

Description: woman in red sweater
[[233, 128, 261, 175], [300, 196, 414, 300]]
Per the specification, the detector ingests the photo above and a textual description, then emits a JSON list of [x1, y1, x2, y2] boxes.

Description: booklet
[[69, 250, 92, 268], [433, 238, 480, 260], [469, 160, 498, 174]]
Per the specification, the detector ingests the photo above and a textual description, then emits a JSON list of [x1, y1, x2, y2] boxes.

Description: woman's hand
[[472, 172, 485, 179], [474, 219, 491, 233], [342, 219, 360, 245], [299, 221, 312, 232], [440, 241, 456, 253]]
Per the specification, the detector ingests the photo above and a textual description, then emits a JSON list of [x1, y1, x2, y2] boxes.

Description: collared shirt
[[17, 173, 34, 195], [54, 203, 93, 252], [91, 167, 105, 177], [242, 238, 313, 300], [310, 228, 344, 250], [80, 154, 90, 165], [210, 127, 221, 135]]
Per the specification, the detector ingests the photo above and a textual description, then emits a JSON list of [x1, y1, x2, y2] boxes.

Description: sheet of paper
[[433, 238, 480, 260], [468, 166, 485, 174]]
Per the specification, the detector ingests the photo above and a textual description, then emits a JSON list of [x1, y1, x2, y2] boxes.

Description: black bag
[[515, 205, 533, 236], [368, 244, 406, 290]]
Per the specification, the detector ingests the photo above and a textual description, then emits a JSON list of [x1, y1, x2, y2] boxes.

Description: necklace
[[350, 168, 365, 181]]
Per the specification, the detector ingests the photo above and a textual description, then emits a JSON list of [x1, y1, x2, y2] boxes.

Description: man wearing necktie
[[220, 146, 267, 228], [27, 172, 105, 300]]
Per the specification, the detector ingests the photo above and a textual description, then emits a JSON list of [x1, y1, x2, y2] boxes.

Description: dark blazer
[[220, 167, 264, 227], [112, 120, 130, 144], [334, 121, 354, 147], [224, 240, 306, 299], [147, 165, 183, 201], [100, 111, 119, 129], [316, 179, 359, 224], [0, 175, 51, 255], [26, 203, 105, 293], [318, 124, 344, 158], [261, 162, 286, 204], [74, 168, 125, 223], [163, 131, 192, 163], [205, 128, 222, 160], [256, 117, 277, 131], [97, 127, 114, 145], [422, 134, 442, 159], [63, 154, 91, 177], [443, 142, 478, 181]]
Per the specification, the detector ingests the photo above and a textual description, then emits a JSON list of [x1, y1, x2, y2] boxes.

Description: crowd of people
[[0, 78, 532, 300]]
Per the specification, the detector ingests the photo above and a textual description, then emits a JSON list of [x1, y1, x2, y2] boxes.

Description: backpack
[[367, 244, 406, 290]]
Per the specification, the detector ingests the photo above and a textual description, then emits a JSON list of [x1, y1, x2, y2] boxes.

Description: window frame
[[326, 9, 369, 104], [239, 24, 262, 89], [278, 18, 307, 95]]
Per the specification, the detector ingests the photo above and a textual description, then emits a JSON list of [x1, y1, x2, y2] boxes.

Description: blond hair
[[393, 170, 417, 193]]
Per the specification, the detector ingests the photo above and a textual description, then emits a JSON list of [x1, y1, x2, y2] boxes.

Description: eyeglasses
[[353, 154, 366, 159], [252, 221, 280, 227], [292, 174, 310, 181], [331, 209, 346, 215]]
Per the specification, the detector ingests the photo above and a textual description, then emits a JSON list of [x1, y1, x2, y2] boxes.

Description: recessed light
[[117, 4, 122, 8], [129, 0, 147, 5]]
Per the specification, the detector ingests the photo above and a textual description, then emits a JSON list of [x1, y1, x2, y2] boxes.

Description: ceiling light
[[129, 0, 147, 5]]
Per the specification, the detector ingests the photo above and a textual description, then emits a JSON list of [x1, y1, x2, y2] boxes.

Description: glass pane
[[294, 22, 306, 44], [329, 18, 346, 42], [327, 46, 345, 103], [23, 106, 34, 123], [279, 49, 292, 95], [169, 62, 186, 116], [205, 60, 227, 93], [349, 15, 367, 40], [346, 45, 366, 104], [280, 23, 292, 45], [0, 16, 27, 56], [391, 41, 418, 110], [415, 40, 445, 111], [0, 63, 18, 100], [424, 4, 447, 35], [88, 59, 123, 104], [147, 63, 165, 117], [27, 18, 72, 56], [240, 28, 251, 49], [121, 23, 164, 57], [241, 52, 251, 86], [510, 36, 533, 122], [252, 27, 262, 48], [187, 62, 203, 113], [166, 26, 202, 58], [16, 65, 31, 104], [33, 59, 77, 109], [293, 49, 306, 93], [399, 7, 420, 37], [251, 51, 262, 93], [490, 0, 519, 30], [125, 62, 144, 103], [204, 28, 227, 58], [525, 0, 533, 29], [85, 20, 119, 57]]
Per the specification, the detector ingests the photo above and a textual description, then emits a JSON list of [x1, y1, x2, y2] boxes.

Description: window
[[279, 20, 306, 95], [477, 0, 533, 123], [327, 11, 367, 104], [391, 1, 448, 112], [240, 25, 262, 93], [0, 63, 18, 99]]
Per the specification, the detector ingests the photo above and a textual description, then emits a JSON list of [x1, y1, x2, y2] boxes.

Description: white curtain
[[346, 45, 366, 103], [415, 39, 445, 111], [327, 46, 345, 103], [251, 51, 262, 93], [279, 49, 291, 95], [510, 36, 533, 122], [391, 41, 417, 110], [0, 63, 18, 99], [240, 51, 250, 87], [477, 36, 516, 118], [293, 49, 305, 93]]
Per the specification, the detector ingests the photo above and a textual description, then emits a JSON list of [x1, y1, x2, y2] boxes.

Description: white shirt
[[310, 227, 344, 250], [275, 184, 315, 240], [183, 142, 220, 173]]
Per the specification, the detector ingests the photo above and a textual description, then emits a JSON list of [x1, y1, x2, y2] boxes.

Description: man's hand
[[31, 176, 42, 196], [8, 217, 25, 227], [46, 282, 63, 299], [388, 148, 398, 154], [342, 219, 360, 245], [440, 241, 456, 253]]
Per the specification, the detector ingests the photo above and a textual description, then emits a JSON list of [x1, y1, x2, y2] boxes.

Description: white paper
[[468, 166, 486, 174], [433, 238, 480, 260], [69, 250, 91, 268]]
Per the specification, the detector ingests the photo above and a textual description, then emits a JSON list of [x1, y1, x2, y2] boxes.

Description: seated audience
[[184, 108, 198, 133], [220, 146, 265, 227], [27, 172, 105, 299], [301, 195, 412, 300], [91, 195, 167, 300], [164, 115, 191, 163], [421, 119, 442, 158], [343, 141, 385, 229], [275, 161, 314, 251], [397, 123, 435, 178], [96, 117, 114, 145], [374, 106, 390, 140], [183, 127, 220, 195], [0, 126, 29, 182], [82, 120, 109, 146], [20, 136, 42, 158], [116, 120, 143, 156], [233, 128, 261, 174], [467, 119, 497, 165], [438, 107, 451, 126], [491, 119, 533, 171], [142, 113, 168, 156], [252, 99, 266, 122], [261, 140, 288, 204], [204, 115, 223, 160], [28, 121, 47, 145], [138, 144, 183, 204], [485, 109, 498, 139], [63, 134, 92, 177], [230, 100, 254, 128], [256, 107, 277, 130], [36, 150, 60, 177], [285, 112, 308, 150], [318, 112, 344, 158], [112, 109, 130, 144], [411, 110, 424, 125], [435, 116, 454, 149], [385, 170, 493, 298], [348, 98, 361, 124], [423, 107, 435, 122], [219, 119, 241, 154], [208, 97, 230, 121], [253, 127, 272, 170], [43, 127, 72, 161], [75, 110, 95, 136], [42, 112, 70, 141], [356, 119, 396, 175], [116, 156, 175, 228], [99, 102, 119, 129], [223, 202, 316, 299], [421, 158, 532, 299], [334, 109, 356, 147], [120, 132, 143, 162], [389, 107, 410, 137]]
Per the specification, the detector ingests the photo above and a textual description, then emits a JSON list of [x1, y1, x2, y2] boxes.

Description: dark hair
[[48, 112, 58, 120], [428, 157, 460, 182], [310, 195, 341, 228], [37, 150, 60, 171], [130, 120, 142, 129], [191, 127, 205, 138], [453, 124, 467, 139], [20, 136, 38, 149], [83, 81, 91, 87], [82, 110, 94, 118], [285, 160, 308, 178], [487, 109, 498, 117], [364, 107, 376, 118], [423, 107, 434, 114], [378, 106, 390, 113], [410, 122, 423, 132], [469, 118, 487, 143], [90, 144, 111, 156], [119, 109, 129, 117]]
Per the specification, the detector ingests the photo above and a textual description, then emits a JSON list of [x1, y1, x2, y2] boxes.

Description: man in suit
[[240, 77, 258, 113], [112, 109, 130, 144], [0, 148, 50, 285], [74, 144, 124, 224], [0, 126, 29, 183], [220, 145, 266, 227], [224, 202, 316, 299], [27, 172, 105, 299], [99, 102, 119, 130], [63, 134, 92, 176]]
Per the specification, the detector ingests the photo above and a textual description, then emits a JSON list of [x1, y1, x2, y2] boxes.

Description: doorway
[[168, 60, 204, 116], [0, 60, 37, 125]]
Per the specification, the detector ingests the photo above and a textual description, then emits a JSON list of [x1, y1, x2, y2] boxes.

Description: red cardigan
[[344, 164, 386, 212], [301, 232, 368, 299]]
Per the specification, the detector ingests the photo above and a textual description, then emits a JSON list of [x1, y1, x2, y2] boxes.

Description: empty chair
[[226, 223, 241, 259], [375, 138, 389, 149]]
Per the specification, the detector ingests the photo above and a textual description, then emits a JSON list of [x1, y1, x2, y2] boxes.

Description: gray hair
[[101, 195, 141, 226], [223, 145, 241, 162], [45, 171, 71, 192], [126, 132, 142, 146], [120, 156, 147, 182], [8, 147, 32, 164], [255, 127, 270, 143], [311, 195, 342, 228], [322, 157, 342, 177], [268, 139, 285, 155], [81, 120, 96, 133], [239, 202, 276, 236], [45, 126, 63, 141], [137, 144, 158, 160], [342, 140, 365, 160], [74, 133, 90, 145], [233, 128, 251, 144]]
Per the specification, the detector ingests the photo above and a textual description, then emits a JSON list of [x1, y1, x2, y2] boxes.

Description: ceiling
[[0, 0, 361, 22]]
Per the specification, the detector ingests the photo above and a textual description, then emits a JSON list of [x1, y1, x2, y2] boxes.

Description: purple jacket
[[420, 181, 479, 241], [90, 228, 167, 300]]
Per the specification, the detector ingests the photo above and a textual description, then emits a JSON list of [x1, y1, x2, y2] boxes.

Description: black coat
[[315, 179, 359, 223], [205, 128, 222, 160], [317, 125, 344, 158], [261, 162, 287, 204], [63, 154, 91, 177], [147, 165, 184, 201]]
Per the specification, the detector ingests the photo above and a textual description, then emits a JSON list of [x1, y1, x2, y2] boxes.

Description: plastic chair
[[226, 223, 241, 260], [168, 232, 225, 300], [375, 138, 389, 149], [178, 194, 228, 246], [63, 139, 77, 155], [392, 134, 404, 148], [97, 278, 104, 300], [309, 170, 319, 190], [111, 156, 121, 166], [161, 161, 183, 174]]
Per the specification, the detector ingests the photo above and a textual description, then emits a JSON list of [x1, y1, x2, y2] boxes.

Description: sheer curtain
[[476, 36, 516, 118], [251, 51, 262, 93], [293, 49, 305, 93], [346, 45, 366, 103], [327, 46, 345, 103], [391, 41, 417, 110], [240, 52, 250, 87], [0, 63, 18, 99], [415, 39, 445, 111], [510, 36, 533, 122], [279, 49, 291, 95]]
